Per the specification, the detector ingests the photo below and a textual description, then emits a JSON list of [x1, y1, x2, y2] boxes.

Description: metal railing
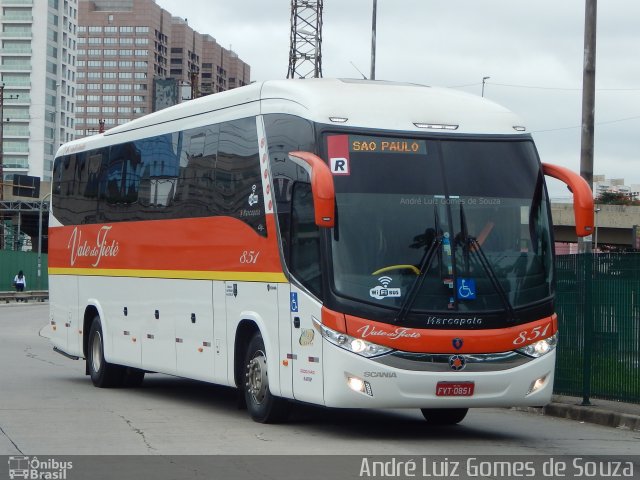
[[555, 253, 640, 404]]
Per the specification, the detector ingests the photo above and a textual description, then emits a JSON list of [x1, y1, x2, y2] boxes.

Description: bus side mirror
[[288, 151, 335, 228], [542, 163, 594, 237]]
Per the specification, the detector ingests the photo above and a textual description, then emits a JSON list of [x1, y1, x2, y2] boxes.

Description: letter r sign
[[330, 157, 350, 175]]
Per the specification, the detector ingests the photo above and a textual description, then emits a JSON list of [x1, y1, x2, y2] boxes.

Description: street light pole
[[594, 208, 601, 252], [0, 83, 5, 202], [482, 76, 490, 97], [37, 192, 52, 290], [370, 0, 377, 80], [0, 83, 20, 200], [0, 83, 19, 250]]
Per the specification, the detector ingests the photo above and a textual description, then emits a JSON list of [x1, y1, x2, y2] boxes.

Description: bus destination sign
[[350, 136, 427, 155]]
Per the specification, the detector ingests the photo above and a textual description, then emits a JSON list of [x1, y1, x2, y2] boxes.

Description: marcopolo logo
[[8, 456, 73, 480]]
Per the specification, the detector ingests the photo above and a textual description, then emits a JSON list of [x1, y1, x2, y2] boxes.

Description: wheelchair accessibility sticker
[[457, 278, 476, 300]]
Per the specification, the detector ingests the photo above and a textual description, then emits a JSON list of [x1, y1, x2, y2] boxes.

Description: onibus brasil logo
[[8, 456, 73, 480], [369, 276, 401, 300]]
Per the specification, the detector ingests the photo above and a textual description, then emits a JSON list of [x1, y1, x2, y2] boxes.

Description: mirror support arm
[[289, 151, 336, 228], [543, 163, 594, 237]]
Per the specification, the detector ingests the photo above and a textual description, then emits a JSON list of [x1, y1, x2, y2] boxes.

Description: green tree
[[595, 191, 640, 206]]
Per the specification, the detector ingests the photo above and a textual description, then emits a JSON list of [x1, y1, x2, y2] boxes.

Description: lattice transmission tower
[[287, 0, 323, 79]]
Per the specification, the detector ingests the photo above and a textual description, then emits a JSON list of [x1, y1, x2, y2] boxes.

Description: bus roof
[[59, 78, 526, 156], [259, 78, 525, 135]]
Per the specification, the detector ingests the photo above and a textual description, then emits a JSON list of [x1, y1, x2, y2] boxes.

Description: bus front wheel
[[88, 316, 125, 388], [243, 332, 289, 423], [420, 408, 468, 425]]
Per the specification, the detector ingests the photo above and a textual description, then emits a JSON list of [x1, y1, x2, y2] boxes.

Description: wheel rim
[[246, 349, 268, 405], [91, 330, 103, 373]]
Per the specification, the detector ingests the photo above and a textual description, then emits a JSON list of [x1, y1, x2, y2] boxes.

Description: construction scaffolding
[[0, 200, 49, 252], [287, 0, 323, 79]]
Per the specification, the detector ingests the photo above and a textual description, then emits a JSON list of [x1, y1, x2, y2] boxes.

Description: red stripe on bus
[[48, 214, 284, 274], [322, 306, 557, 354]]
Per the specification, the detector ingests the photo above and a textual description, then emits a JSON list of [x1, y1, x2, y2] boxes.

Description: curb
[[514, 403, 640, 432]]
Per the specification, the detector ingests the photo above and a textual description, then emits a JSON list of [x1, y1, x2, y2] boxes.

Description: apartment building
[[0, 0, 78, 182], [76, 0, 250, 136], [593, 174, 640, 201]]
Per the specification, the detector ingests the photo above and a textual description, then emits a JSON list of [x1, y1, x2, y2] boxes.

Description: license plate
[[436, 381, 475, 397]]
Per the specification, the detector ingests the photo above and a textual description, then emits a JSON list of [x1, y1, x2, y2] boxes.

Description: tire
[[243, 332, 289, 423], [87, 316, 125, 388], [420, 408, 468, 425]]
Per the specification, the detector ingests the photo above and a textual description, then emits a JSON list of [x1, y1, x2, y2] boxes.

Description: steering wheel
[[371, 265, 420, 276]]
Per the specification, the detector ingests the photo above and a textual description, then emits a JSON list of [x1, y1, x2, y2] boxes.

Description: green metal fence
[[0, 250, 48, 292], [555, 253, 640, 404]]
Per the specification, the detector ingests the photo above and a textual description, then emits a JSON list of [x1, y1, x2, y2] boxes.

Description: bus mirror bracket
[[288, 151, 335, 228], [542, 163, 594, 237]]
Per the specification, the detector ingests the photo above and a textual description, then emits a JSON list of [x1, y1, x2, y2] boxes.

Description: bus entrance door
[[289, 286, 324, 404]]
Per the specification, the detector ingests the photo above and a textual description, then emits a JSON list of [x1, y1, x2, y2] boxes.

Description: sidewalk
[[515, 394, 640, 431]]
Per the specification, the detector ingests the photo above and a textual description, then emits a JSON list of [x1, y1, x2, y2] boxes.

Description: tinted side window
[[290, 182, 322, 297], [173, 126, 219, 217], [216, 117, 265, 236], [51, 116, 264, 232], [52, 155, 74, 225], [263, 114, 316, 262], [136, 133, 181, 211]]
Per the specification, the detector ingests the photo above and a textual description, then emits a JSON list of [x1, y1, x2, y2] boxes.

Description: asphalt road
[[1, 303, 639, 456]]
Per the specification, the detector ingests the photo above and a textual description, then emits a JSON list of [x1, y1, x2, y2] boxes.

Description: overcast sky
[[155, 0, 640, 199]]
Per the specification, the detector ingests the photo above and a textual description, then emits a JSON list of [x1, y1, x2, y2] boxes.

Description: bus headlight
[[516, 333, 558, 358], [312, 317, 394, 358]]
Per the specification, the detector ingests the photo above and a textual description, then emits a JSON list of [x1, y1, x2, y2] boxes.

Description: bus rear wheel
[[420, 408, 468, 425], [88, 316, 125, 388], [243, 333, 289, 423]]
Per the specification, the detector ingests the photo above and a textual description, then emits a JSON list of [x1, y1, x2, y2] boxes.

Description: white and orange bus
[[48, 78, 593, 424]]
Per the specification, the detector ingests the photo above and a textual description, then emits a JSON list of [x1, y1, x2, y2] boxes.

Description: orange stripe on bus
[[322, 306, 557, 354], [49, 215, 284, 275]]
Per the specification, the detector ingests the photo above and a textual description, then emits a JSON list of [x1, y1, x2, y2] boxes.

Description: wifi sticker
[[369, 276, 402, 300]]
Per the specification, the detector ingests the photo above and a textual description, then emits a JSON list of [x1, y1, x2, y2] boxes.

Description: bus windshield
[[326, 134, 553, 316]]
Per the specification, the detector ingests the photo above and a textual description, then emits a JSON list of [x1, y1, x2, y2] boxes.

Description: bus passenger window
[[216, 118, 265, 236], [290, 182, 322, 298]]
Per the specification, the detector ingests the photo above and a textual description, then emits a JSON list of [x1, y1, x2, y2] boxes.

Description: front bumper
[[322, 340, 555, 409]]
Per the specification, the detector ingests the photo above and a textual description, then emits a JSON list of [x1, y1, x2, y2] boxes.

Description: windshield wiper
[[458, 203, 517, 322], [395, 209, 443, 324]]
